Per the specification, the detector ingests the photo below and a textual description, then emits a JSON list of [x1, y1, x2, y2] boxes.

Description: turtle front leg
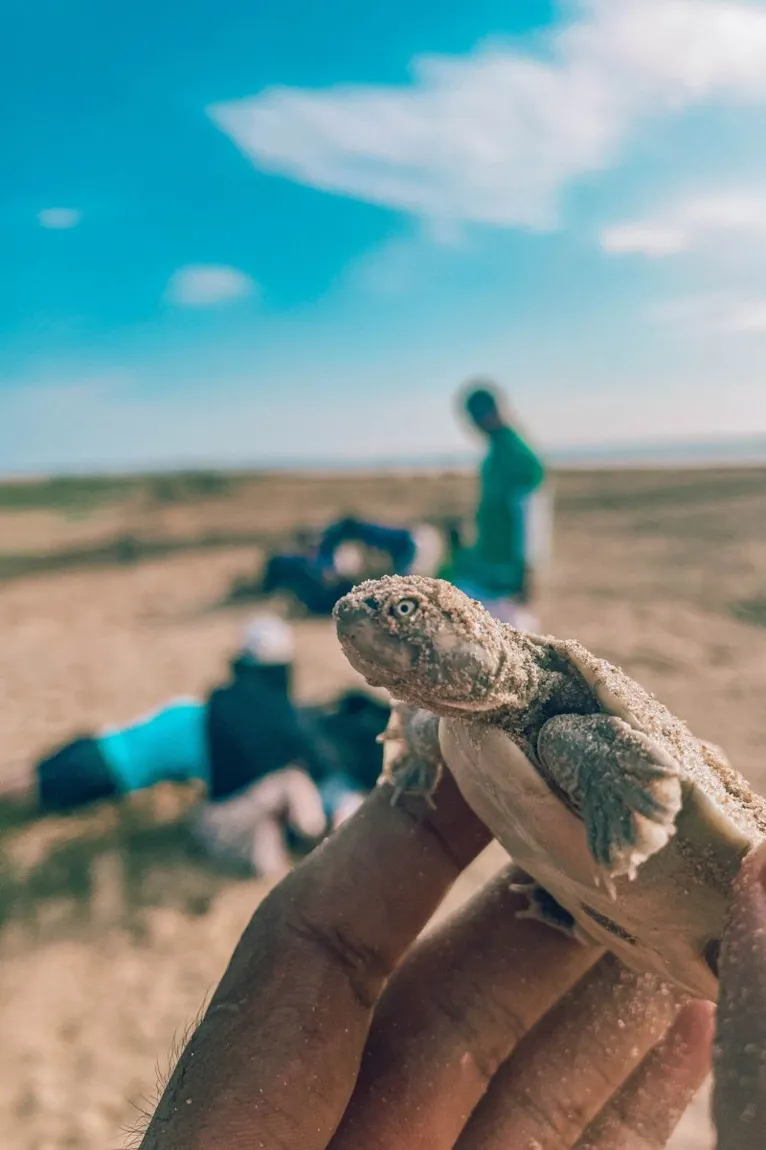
[[378, 704, 443, 807], [536, 713, 683, 879]]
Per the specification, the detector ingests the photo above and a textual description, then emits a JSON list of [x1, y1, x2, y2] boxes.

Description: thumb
[[713, 840, 766, 1150]]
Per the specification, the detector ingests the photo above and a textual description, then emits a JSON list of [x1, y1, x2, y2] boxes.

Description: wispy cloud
[[209, 0, 766, 229], [653, 291, 766, 333], [724, 300, 766, 332], [38, 208, 82, 230], [339, 221, 470, 298], [0, 373, 469, 472], [601, 191, 766, 256], [164, 265, 257, 307]]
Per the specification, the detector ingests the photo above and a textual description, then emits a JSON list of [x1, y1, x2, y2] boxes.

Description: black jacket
[[303, 691, 390, 792], [205, 659, 342, 800]]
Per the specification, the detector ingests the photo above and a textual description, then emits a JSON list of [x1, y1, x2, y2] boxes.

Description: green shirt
[[474, 425, 546, 571]]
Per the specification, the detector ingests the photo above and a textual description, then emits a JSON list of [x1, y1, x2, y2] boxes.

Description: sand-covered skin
[[2, 468, 766, 1147]]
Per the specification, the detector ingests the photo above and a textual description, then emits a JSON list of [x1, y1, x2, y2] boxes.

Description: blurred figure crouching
[[1, 612, 389, 878]]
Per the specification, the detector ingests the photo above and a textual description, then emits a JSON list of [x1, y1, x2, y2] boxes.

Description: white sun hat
[[240, 614, 295, 666]]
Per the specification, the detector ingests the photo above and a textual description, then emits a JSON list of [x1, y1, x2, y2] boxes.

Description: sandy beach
[[1, 466, 765, 1148]]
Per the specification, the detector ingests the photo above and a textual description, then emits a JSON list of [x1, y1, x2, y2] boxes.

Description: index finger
[[140, 772, 491, 1149], [713, 840, 766, 1150]]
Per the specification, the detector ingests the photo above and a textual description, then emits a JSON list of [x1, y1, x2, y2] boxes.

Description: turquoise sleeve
[[96, 698, 211, 793]]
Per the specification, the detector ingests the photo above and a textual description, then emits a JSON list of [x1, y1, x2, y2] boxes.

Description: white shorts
[[190, 768, 327, 878], [481, 598, 540, 631], [452, 577, 539, 631], [522, 485, 554, 574], [408, 523, 447, 577]]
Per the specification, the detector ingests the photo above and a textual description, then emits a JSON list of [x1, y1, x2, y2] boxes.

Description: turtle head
[[333, 575, 512, 716]]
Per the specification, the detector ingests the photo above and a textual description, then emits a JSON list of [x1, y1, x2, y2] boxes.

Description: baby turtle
[[334, 575, 766, 1000]]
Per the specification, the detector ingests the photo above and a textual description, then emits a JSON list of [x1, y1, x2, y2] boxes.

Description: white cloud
[[724, 300, 766, 331], [601, 190, 766, 255], [652, 291, 766, 332], [600, 223, 690, 256], [164, 265, 256, 307], [209, 0, 766, 229], [38, 208, 82, 230]]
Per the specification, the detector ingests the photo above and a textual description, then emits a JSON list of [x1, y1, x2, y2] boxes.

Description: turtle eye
[[390, 597, 419, 620]]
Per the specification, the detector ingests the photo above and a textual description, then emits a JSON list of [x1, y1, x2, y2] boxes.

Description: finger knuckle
[[287, 915, 387, 1012]]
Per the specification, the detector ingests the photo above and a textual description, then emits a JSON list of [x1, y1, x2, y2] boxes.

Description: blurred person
[[190, 767, 329, 879], [305, 688, 390, 795], [192, 687, 392, 875], [261, 516, 448, 615], [315, 517, 446, 578], [307, 687, 392, 830], [447, 379, 552, 628], [1, 616, 341, 819], [0, 616, 392, 874], [316, 516, 418, 575], [190, 757, 378, 879], [202, 615, 342, 802], [260, 542, 352, 615]]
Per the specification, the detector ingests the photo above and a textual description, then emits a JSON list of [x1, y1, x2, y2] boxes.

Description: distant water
[[257, 435, 766, 471], [548, 435, 766, 469], [4, 436, 766, 480]]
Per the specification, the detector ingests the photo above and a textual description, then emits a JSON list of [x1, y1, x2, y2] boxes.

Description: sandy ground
[[1, 467, 766, 1148]]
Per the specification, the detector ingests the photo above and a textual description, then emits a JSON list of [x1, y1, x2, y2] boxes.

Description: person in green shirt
[[447, 381, 551, 625]]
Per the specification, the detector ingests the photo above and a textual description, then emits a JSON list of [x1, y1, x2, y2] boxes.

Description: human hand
[[140, 771, 764, 1150]]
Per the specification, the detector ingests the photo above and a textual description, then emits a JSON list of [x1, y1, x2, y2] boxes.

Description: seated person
[[1, 619, 391, 875], [303, 689, 390, 792], [190, 767, 329, 879], [304, 688, 391, 829], [2, 616, 340, 817], [191, 688, 391, 875]]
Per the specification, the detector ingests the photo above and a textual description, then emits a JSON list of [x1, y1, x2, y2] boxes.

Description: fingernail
[[748, 840, 766, 893], [671, 999, 716, 1050], [732, 841, 766, 908], [756, 843, 766, 893]]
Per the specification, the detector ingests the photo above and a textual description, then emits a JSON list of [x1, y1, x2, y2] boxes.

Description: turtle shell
[[438, 643, 759, 1001]]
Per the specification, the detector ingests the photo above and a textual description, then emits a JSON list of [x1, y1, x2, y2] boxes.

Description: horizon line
[[2, 431, 766, 481]]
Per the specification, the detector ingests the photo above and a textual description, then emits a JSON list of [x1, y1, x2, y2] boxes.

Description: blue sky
[[4, 0, 766, 472]]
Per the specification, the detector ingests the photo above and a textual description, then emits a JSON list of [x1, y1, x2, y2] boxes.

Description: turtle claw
[[379, 703, 443, 808], [592, 868, 618, 901], [514, 883, 583, 942], [583, 771, 681, 879], [508, 876, 539, 895], [384, 754, 442, 807]]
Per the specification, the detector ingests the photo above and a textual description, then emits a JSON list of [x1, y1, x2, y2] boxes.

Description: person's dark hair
[[336, 690, 381, 717], [460, 379, 507, 428], [464, 386, 498, 417], [311, 690, 390, 791], [229, 656, 292, 695]]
